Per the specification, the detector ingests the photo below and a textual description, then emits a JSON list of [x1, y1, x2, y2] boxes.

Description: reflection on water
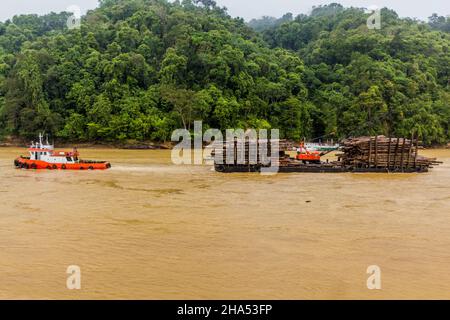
[[0, 147, 449, 299]]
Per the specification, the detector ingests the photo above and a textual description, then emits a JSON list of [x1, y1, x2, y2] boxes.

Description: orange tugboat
[[14, 134, 111, 170]]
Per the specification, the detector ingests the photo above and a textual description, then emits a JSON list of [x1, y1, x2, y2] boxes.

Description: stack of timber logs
[[211, 135, 441, 173], [338, 135, 441, 171], [211, 139, 292, 165]]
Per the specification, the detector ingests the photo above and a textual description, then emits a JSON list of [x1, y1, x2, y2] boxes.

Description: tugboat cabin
[[29, 149, 79, 164], [28, 134, 79, 164]]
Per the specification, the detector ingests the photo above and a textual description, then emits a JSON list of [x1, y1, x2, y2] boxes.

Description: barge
[[213, 135, 440, 173], [214, 163, 429, 173]]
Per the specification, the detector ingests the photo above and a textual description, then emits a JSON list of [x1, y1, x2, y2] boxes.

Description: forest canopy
[[0, 0, 448, 144]]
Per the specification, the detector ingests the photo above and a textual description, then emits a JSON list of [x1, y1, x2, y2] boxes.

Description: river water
[[0, 147, 449, 299]]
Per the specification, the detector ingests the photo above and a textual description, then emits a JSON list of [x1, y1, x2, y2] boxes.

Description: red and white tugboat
[[14, 133, 111, 170]]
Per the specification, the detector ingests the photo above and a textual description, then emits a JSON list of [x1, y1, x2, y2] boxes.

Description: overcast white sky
[[0, 0, 448, 22]]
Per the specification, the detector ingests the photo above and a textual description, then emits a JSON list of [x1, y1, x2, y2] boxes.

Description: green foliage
[[428, 14, 450, 32], [248, 13, 293, 32], [0, 1, 448, 144], [258, 4, 450, 143]]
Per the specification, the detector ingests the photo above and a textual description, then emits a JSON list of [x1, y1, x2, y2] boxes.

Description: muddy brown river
[[0, 147, 449, 299]]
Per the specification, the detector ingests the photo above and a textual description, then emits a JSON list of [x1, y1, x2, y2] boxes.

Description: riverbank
[[0, 137, 172, 150], [1, 136, 449, 150]]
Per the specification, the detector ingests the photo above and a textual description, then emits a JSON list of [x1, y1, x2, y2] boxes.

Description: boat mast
[[38, 133, 43, 148]]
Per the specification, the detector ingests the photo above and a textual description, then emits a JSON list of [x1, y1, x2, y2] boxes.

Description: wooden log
[[406, 132, 413, 169], [399, 137, 406, 171], [234, 138, 237, 165], [374, 135, 378, 167], [393, 138, 400, 169], [414, 136, 419, 169], [387, 137, 392, 170]]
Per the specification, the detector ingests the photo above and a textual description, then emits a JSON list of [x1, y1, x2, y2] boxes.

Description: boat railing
[[80, 160, 107, 164]]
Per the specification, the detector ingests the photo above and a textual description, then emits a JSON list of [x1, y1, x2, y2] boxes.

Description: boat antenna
[[46, 134, 49, 145]]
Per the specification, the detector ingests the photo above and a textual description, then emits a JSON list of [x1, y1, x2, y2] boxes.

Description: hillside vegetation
[[0, 1, 448, 144]]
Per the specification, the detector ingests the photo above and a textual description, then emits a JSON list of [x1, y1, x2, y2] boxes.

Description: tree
[[159, 48, 187, 85], [160, 85, 197, 130]]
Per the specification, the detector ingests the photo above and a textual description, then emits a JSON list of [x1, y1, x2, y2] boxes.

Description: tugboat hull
[[15, 157, 111, 170]]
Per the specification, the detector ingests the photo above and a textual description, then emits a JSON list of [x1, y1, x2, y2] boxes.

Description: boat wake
[[110, 164, 208, 174]]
